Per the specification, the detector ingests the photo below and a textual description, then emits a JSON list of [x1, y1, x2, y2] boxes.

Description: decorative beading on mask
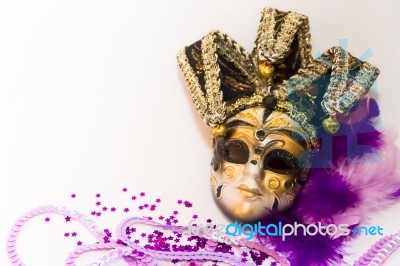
[[177, 7, 380, 222]]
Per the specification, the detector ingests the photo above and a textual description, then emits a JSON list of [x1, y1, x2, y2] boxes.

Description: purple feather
[[392, 189, 400, 198], [333, 131, 400, 223], [291, 168, 359, 222], [259, 212, 348, 266], [269, 233, 346, 266], [292, 97, 383, 223]]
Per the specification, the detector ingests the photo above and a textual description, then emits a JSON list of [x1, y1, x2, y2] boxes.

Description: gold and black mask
[[177, 7, 379, 222]]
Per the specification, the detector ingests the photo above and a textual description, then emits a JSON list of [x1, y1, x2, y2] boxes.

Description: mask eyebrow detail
[[266, 129, 309, 149], [226, 120, 255, 129], [236, 132, 256, 147]]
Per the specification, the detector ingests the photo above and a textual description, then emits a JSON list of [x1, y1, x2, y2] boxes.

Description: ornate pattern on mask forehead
[[229, 107, 307, 143]]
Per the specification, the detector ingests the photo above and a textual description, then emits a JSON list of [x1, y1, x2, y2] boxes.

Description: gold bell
[[211, 124, 227, 138], [258, 61, 275, 79], [322, 116, 340, 134]]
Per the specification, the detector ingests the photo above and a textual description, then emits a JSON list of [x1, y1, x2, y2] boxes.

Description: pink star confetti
[[184, 201, 193, 208], [44, 217, 50, 222], [54, 189, 271, 265], [104, 229, 111, 236]]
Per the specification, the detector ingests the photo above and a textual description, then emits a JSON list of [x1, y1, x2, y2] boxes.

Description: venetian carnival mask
[[177, 8, 379, 222], [210, 108, 310, 222]]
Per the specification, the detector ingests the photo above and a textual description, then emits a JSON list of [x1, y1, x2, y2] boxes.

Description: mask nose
[[242, 159, 263, 180]]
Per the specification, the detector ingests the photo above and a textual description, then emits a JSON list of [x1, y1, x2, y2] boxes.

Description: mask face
[[210, 107, 310, 223]]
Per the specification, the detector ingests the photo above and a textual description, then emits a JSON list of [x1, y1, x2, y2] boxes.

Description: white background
[[1, 0, 400, 265]]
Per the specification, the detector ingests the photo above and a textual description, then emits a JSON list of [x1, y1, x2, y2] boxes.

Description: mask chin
[[209, 107, 310, 223]]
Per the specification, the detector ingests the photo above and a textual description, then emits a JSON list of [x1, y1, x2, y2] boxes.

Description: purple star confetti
[[50, 189, 273, 265]]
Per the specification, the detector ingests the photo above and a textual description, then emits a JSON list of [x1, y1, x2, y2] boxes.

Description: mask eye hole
[[266, 157, 291, 170], [263, 149, 300, 174], [218, 139, 249, 164]]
